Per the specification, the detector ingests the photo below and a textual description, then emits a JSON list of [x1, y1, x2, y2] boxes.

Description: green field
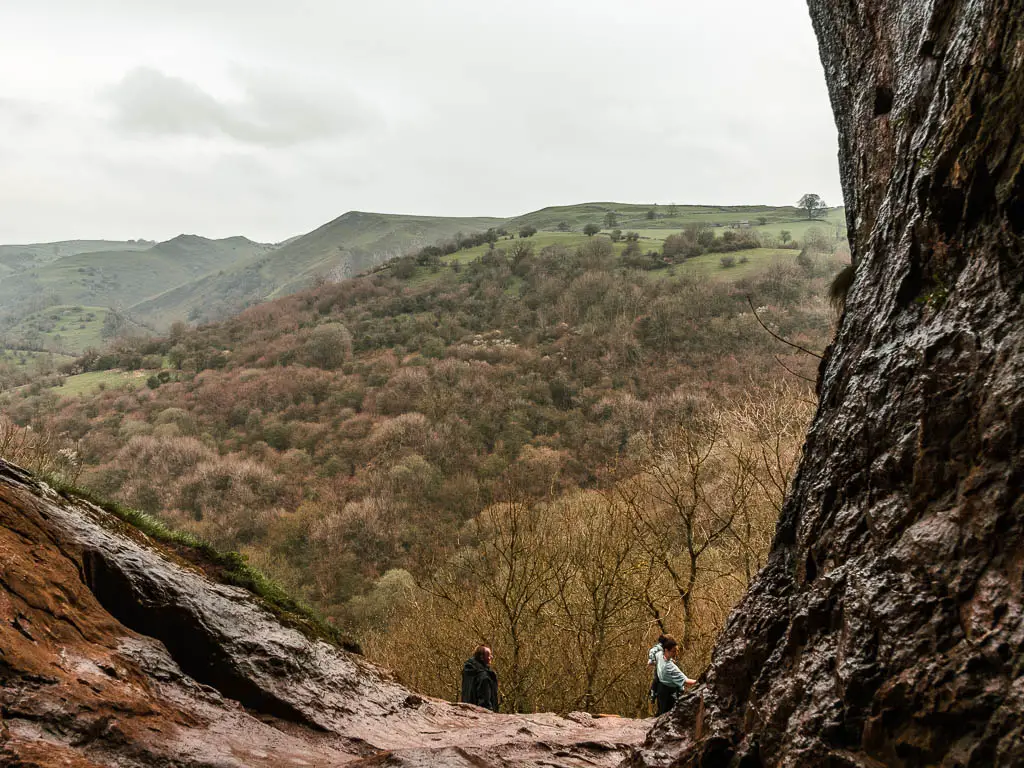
[[397, 245, 829, 291], [441, 215, 842, 269], [508, 202, 845, 235], [616, 209, 844, 244], [0, 349, 61, 370], [646, 248, 802, 279], [450, 231, 633, 263], [54, 369, 150, 397]]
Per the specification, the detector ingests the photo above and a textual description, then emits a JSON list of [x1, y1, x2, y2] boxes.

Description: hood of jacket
[[648, 643, 664, 665], [464, 657, 492, 676]]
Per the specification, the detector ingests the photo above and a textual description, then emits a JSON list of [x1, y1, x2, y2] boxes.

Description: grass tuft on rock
[[45, 476, 359, 653]]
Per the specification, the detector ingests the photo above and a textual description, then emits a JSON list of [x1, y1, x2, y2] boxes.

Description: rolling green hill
[[0, 235, 269, 309], [130, 211, 503, 327], [267, 211, 506, 292], [0, 235, 271, 329], [0, 235, 272, 366], [507, 202, 843, 233], [431, 207, 845, 269], [1, 203, 844, 337], [0, 240, 151, 272]]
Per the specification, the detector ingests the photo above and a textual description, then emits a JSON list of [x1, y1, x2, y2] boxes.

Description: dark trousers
[[655, 681, 680, 715]]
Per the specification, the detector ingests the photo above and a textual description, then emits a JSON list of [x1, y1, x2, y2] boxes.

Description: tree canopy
[[797, 193, 827, 219]]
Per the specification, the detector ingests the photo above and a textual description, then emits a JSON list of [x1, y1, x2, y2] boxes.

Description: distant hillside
[[1, 203, 844, 335], [131, 211, 503, 327], [0, 239, 151, 272], [508, 202, 839, 231], [0, 235, 270, 329], [0, 305, 150, 356]]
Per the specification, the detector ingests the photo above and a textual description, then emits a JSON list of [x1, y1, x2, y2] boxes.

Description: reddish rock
[[0, 460, 646, 766]]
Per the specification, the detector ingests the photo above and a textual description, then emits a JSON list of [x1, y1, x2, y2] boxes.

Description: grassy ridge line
[[131, 212, 505, 328], [0, 236, 271, 334], [509, 203, 845, 231], [129, 205, 843, 327], [45, 475, 357, 652], [2, 204, 841, 333], [251, 212, 509, 298], [0, 240, 148, 271]]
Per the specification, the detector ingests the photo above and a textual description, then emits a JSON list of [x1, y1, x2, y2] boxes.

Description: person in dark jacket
[[460, 645, 498, 712]]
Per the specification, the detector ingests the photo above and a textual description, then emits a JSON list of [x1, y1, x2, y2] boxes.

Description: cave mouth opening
[[81, 547, 325, 730]]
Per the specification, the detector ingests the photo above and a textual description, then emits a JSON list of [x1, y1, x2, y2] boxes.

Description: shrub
[[393, 258, 416, 279], [302, 323, 353, 370], [720, 256, 737, 269], [796, 249, 816, 275]]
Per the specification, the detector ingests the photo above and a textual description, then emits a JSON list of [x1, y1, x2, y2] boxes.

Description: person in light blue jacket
[[651, 634, 696, 715], [647, 634, 668, 707]]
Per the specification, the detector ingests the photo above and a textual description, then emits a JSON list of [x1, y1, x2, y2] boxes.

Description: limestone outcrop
[[0, 460, 646, 767]]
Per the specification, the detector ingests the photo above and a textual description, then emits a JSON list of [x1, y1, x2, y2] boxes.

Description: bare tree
[[614, 418, 755, 648], [419, 486, 564, 712], [0, 416, 82, 484], [547, 491, 654, 712]]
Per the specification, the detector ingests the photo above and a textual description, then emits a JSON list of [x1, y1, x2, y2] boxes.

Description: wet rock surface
[[0, 460, 647, 767], [631, 1, 1024, 766]]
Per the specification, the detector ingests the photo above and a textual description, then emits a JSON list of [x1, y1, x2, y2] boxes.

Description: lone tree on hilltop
[[583, 223, 601, 237], [797, 193, 827, 219]]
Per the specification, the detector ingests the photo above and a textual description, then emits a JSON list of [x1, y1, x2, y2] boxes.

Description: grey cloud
[[0, 98, 43, 128], [0, 0, 844, 243], [104, 67, 376, 146]]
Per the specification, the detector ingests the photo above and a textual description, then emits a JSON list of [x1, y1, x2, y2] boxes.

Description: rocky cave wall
[[632, 0, 1024, 766]]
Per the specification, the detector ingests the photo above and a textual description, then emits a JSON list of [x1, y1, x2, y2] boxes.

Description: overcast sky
[[0, 0, 841, 244]]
